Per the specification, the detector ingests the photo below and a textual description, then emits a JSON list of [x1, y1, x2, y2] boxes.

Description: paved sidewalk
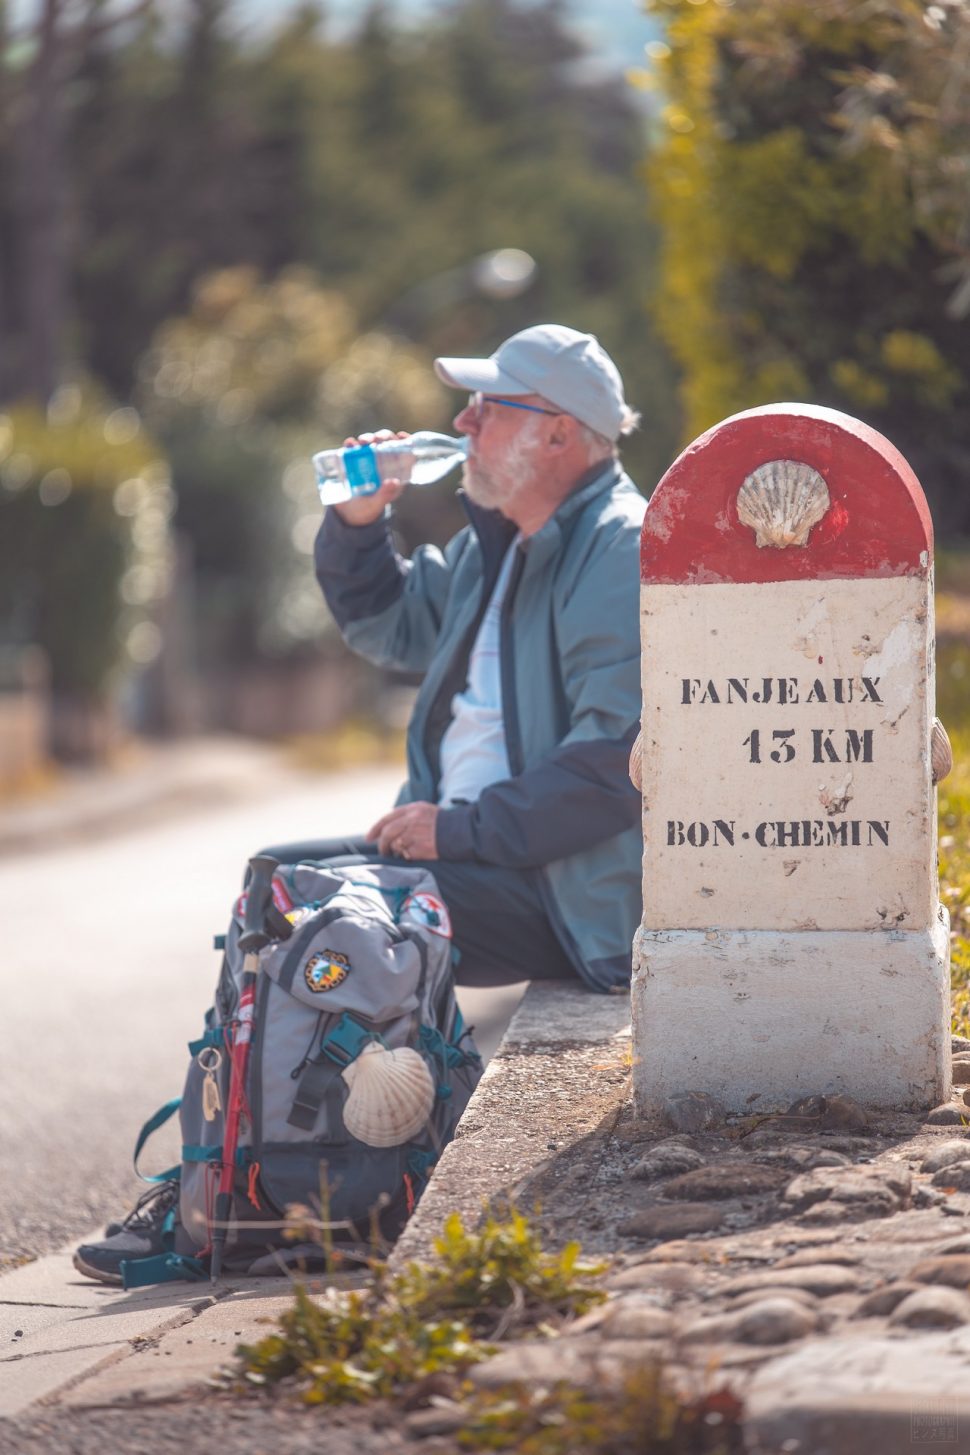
[[0, 1250, 292, 1419]]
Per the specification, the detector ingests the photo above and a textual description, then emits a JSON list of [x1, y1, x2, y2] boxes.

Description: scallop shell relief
[[341, 1042, 435, 1148], [737, 460, 830, 549], [932, 717, 953, 786]]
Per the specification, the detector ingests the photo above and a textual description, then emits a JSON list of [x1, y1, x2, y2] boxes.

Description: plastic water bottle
[[313, 432, 468, 505]]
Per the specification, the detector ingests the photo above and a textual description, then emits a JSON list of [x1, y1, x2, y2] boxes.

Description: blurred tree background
[[0, 0, 675, 758], [643, 0, 970, 538], [6, 0, 970, 765], [0, 387, 172, 758]]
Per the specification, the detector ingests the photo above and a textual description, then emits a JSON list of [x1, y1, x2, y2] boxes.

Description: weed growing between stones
[[938, 727, 970, 1037], [233, 1209, 744, 1446], [458, 1368, 745, 1454], [234, 1208, 606, 1406], [393, 1209, 608, 1336], [237, 1281, 487, 1404]]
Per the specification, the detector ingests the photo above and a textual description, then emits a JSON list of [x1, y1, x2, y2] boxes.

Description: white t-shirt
[[437, 539, 519, 807]]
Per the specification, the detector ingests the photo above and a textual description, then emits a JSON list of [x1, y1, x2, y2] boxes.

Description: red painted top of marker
[[641, 403, 933, 586]]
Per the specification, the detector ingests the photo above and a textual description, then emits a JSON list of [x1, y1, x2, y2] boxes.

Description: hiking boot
[[73, 1181, 180, 1285]]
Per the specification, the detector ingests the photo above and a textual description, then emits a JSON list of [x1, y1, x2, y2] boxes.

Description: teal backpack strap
[[133, 1098, 182, 1184], [181, 1144, 252, 1166], [119, 1184, 191, 1289], [121, 1252, 207, 1290], [348, 881, 409, 919], [187, 1026, 227, 1057], [287, 1013, 382, 1129], [319, 1012, 383, 1067], [406, 1146, 439, 1192]]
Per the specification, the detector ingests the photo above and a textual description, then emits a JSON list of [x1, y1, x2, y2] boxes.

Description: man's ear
[[547, 412, 579, 452]]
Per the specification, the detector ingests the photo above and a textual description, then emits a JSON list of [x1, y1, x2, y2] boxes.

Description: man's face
[[452, 393, 553, 515]]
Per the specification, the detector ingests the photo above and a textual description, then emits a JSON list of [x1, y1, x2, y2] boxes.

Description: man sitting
[[74, 323, 647, 1282], [272, 322, 646, 989]]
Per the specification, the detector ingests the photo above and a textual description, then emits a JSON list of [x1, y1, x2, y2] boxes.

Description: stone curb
[[390, 980, 632, 1268]]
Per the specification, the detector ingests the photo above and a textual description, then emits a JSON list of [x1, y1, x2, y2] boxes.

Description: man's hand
[[368, 802, 440, 862], [332, 429, 412, 527]]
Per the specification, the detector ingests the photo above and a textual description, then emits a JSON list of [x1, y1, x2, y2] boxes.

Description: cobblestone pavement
[[2, 1400, 458, 1455]]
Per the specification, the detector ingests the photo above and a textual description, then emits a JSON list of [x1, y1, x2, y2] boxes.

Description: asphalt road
[[0, 761, 525, 1263]]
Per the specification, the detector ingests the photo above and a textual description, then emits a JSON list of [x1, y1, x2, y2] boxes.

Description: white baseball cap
[[434, 323, 630, 442]]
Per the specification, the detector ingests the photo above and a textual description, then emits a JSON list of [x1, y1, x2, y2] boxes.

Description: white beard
[[462, 421, 543, 514]]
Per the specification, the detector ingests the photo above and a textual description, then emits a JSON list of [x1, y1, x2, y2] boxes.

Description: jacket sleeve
[[314, 509, 465, 674], [435, 516, 643, 867]]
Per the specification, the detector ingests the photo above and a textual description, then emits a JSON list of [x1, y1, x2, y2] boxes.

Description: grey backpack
[[124, 859, 481, 1286]]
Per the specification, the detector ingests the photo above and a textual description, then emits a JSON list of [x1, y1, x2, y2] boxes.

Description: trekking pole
[[210, 853, 288, 1281]]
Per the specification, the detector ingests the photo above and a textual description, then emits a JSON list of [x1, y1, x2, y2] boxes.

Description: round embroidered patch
[[401, 891, 452, 939], [304, 950, 350, 993]]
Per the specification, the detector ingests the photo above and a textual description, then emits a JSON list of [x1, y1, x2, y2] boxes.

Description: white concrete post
[[632, 404, 950, 1116]]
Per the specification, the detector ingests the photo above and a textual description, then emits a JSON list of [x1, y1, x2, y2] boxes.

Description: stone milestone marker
[[632, 403, 951, 1116]]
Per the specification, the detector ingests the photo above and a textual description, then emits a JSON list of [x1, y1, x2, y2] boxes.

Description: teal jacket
[[315, 461, 646, 991]]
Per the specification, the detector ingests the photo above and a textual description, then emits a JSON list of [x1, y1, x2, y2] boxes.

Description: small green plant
[[235, 1207, 607, 1406], [460, 1368, 744, 1454], [238, 1282, 486, 1405], [392, 1208, 607, 1338]]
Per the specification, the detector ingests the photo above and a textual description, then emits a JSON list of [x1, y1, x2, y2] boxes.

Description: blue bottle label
[[343, 445, 382, 496]]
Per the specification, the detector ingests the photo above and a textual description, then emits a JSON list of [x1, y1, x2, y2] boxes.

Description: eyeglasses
[[467, 392, 561, 422]]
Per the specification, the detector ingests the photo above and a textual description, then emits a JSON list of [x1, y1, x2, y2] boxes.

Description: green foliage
[[0, 390, 171, 696], [3, 0, 678, 493], [938, 714, 970, 1039], [141, 264, 441, 442], [951, 935, 970, 1042], [138, 265, 440, 665], [461, 1368, 744, 1453], [644, 0, 970, 533], [393, 1208, 607, 1334], [4, 0, 680, 703], [239, 0, 678, 491], [937, 614, 970, 1037], [235, 1208, 606, 1406], [879, 331, 961, 410], [239, 1282, 488, 1406]]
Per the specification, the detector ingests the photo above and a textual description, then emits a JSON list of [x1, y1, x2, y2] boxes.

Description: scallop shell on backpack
[[736, 460, 831, 549], [341, 1042, 436, 1148]]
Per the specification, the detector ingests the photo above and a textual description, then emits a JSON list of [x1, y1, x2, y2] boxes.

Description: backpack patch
[[304, 949, 350, 993], [401, 890, 452, 939]]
